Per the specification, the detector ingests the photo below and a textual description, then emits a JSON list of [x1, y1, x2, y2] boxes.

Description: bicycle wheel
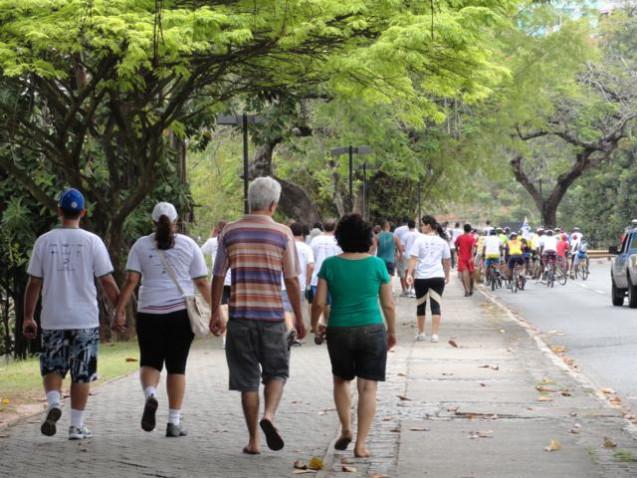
[[559, 267, 568, 286], [512, 272, 518, 293]]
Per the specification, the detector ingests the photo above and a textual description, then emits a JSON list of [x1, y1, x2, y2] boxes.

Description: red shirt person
[[454, 224, 477, 296]]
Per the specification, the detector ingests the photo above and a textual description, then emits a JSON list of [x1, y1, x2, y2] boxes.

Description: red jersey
[[455, 233, 476, 261], [557, 240, 569, 257]]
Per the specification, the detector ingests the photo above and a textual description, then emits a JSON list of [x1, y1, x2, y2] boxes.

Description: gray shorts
[[40, 328, 99, 383], [225, 319, 290, 391], [397, 257, 409, 277]]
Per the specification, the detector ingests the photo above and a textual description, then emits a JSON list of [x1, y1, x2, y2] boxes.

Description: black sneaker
[[41, 407, 62, 437], [141, 396, 158, 432], [166, 423, 188, 437]]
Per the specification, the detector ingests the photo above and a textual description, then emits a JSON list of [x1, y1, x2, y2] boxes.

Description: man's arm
[[311, 278, 328, 333], [113, 272, 140, 332], [98, 274, 120, 307], [306, 263, 314, 288], [284, 276, 306, 339], [443, 258, 451, 283], [23, 276, 42, 339]]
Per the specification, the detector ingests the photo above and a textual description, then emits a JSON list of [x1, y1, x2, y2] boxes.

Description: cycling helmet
[[510, 232, 518, 239], [504, 227, 511, 233], [546, 229, 554, 236]]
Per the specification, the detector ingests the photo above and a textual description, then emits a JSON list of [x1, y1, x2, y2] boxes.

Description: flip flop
[[259, 418, 284, 451], [334, 436, 352, 450], [242, 447, 261, 455]]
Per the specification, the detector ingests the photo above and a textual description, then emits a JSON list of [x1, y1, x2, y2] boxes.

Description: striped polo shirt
[[213, 214, 300, 321]]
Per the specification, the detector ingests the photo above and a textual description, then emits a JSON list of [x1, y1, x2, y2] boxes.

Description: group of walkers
[[23, 178, 456, 460]]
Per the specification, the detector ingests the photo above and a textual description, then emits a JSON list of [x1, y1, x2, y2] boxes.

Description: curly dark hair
[[335, 213, 373, 253]]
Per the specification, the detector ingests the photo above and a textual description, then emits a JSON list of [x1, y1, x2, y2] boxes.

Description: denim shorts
[[225, 319, 290, 391], [311, 286, 332, 305], [40, 328, 99, 383], [326, 324, 387, 381]]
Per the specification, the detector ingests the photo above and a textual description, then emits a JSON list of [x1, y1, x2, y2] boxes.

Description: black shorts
[[415, 278, 445, 316], [383, 261, 395, 276], [221, 285, 231, 305], [136, 310, 194, 374], [326, 324, 387, 381], [225, 319, 290, 391]]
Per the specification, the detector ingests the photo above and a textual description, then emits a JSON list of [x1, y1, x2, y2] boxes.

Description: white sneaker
[[415, 333, 427, 342], [68, 425, 93, 440], [408, 291, 417, 298], [431, 334, 439, 343]]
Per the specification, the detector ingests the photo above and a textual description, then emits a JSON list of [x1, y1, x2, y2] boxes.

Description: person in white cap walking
[[115, 202, 211, 437], [23, 188, 121, 440]]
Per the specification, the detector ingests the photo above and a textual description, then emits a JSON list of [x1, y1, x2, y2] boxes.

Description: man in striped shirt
[[210, 177, 305, 455]]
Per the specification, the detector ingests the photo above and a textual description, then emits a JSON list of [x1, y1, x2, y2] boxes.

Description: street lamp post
[[217, 113, 263, 214], [330, 145, 372, 212]]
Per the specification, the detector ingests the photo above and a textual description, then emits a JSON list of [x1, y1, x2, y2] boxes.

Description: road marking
[[595, 289, 605, 294], [573, 281, 606, 295]]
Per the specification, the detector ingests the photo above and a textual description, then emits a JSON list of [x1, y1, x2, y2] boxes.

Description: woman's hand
[[405, 273, 414, 287], [387, 331, 397, 350]]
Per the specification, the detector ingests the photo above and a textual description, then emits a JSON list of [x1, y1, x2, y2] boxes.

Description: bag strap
[[157, 250, 187, 297]]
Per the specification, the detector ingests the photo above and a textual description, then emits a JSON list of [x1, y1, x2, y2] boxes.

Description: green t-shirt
[[377, 232, 395, 263], [318, 256, 390, 328]]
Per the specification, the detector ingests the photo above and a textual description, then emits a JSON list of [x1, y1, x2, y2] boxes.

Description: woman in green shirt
[[311, 214, 397, 458]]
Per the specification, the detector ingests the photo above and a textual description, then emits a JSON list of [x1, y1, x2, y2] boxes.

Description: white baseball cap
[[151, 202, 178, 223]]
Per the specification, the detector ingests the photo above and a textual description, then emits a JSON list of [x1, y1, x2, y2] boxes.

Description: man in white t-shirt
[[401, 220, 419, 297], [538, 229, 559, 272], [23, 188, 120, 441], [310, 219, 341, 323], [393, 219, 410, 294]]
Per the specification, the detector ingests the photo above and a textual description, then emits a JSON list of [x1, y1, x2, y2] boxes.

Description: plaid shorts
[[40, 328, 99, 383]]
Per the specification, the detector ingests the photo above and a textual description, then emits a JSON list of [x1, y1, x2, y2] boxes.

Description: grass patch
[[614, 450, 637, 463], [0, 341, 139, 412]]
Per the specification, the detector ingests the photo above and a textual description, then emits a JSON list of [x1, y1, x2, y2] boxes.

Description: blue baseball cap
[[59, 188, 85, 212]]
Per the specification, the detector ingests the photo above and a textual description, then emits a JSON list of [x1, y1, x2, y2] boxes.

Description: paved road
[[488, 260, 637, 412]]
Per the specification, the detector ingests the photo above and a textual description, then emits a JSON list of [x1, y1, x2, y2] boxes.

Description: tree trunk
[[277, 178, 322, 224]]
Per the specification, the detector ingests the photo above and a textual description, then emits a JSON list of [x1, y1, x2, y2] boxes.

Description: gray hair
[[248, 176, 281, 212]]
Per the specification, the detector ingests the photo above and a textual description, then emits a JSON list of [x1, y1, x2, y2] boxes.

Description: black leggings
[[136, 310, 194, 374], [415, 278, 445, 316]]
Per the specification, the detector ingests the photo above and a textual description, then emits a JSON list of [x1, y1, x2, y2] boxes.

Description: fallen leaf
[[390, 427, 401, 433], [308, 457, 324, 470], [397, 395, 411, 401], [293, 460, 308, 470], [125, 357, 138, 362], [382, 416, 392, 421], [536, 385, 558, 393], [468, 430, 494, 439], [601, 388, 616, 395], [537, 396, 553, 402], [342, 465, 358, 472], [409, 427, 430, 432], [561, 390, 573, 397], [544, 439, 561, 452], [448, 339, 459, 348], [442, 372, 454, 376], [569, 423, 581, 434], [1, 399, 9, 405], [603, 437, 617, 448], [490, 365, 500, 371], [397, 372, 406, 377], [480, 383, 487, 387], [551, 345, 566, 354], [499, 329, 505, 334], [570, 411, 578, 417], [478, 365, 491, 369], [370, 474, 389, 478], [292, 471, 316, 475]]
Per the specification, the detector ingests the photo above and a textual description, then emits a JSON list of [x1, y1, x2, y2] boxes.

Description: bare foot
[[242, 445, 261, 455], [354, 447, 371, 458]]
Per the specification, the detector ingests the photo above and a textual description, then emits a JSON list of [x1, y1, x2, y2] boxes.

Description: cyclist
[[539, 229, 558, 278], [572, 236, 589, 276], [569, 227, 583, 274], [506, 232, 525, 277], [483, 229, 502, 283]]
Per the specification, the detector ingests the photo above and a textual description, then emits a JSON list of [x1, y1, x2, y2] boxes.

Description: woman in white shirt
[[406, 215, 451, 343], [115, 202, 211, 438]]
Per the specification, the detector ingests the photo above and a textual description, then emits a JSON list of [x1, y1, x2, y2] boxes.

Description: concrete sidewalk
[[2, 278, 637, 477]]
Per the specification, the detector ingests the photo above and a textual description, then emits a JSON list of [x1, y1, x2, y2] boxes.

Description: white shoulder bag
[[157, 250, 210, 337]]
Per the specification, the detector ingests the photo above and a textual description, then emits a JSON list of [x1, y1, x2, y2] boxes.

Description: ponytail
[[155, 215, 175, 250]]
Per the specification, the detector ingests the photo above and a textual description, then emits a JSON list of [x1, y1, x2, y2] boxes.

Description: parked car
[[610, 229, 637, 307]]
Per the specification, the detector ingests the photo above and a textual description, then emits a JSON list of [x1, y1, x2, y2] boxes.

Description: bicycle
[[511, 262, 526, 293], [556, 256, 569, 286], [486, 262, 503, 291], [573, 254, 590, 280]]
